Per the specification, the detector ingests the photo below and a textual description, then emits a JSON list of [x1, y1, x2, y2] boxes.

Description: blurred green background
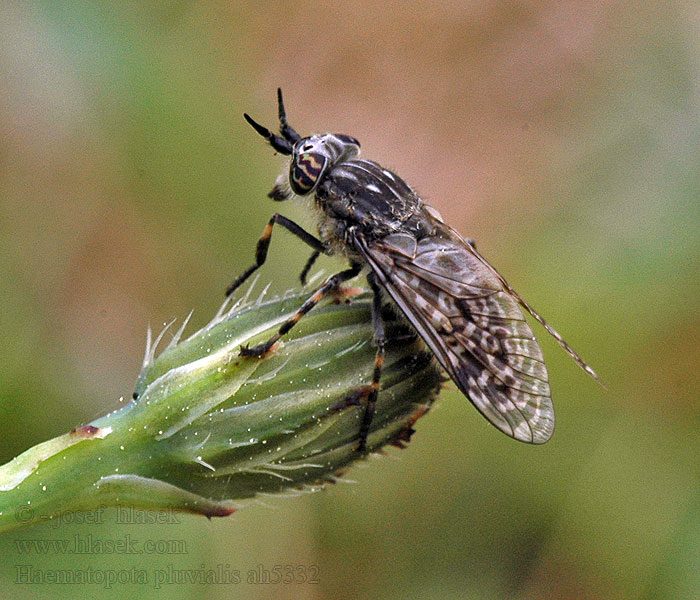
[[0, 2, 697, 599]]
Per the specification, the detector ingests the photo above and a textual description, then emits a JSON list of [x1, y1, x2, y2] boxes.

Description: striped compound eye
[[290, 152, 328, 195]]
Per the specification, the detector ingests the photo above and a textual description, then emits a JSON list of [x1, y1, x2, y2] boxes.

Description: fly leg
[[358, 273, 385, 452], [333, 273, 385, 453], [225, 213, 326, 297], [239, 263, 362, 357], [299, 250, 321, 286]]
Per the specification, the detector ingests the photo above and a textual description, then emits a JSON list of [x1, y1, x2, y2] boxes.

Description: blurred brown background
[[1, 2, 697, 599]]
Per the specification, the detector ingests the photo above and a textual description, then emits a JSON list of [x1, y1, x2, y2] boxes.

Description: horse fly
[[227, 89, 602, 452]]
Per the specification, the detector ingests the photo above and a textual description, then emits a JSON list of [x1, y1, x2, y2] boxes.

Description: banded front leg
[[226, 213, 326, 297], [239, 263, 362, 357]]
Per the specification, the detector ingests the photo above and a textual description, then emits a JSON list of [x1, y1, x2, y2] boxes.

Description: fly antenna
[[277, 88, 301, 143], [243, 113, 292, 155]]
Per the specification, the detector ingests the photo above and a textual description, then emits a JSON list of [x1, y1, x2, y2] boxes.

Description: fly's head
[[244, 89, 360, 199], [289, 133, 360, 195]]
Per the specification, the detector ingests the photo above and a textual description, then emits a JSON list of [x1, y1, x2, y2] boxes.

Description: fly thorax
[[311, 197, 353, 257]]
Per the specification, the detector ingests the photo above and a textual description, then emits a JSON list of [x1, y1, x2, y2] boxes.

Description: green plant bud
[[0, 287, 441, 532]]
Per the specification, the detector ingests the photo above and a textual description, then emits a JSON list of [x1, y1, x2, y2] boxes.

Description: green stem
[[0, 289, 441, 534]]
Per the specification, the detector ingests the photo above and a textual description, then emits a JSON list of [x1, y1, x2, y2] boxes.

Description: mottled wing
[[352, 226, 555, 443]]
